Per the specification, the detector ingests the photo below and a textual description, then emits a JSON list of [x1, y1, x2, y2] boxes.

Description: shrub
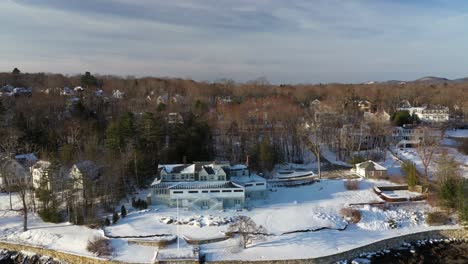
[[104, 217, 111, 226], [112, 211, 119, 224], [340, 208, 361, 223], [425, 211, 450, 226], [133, 198, 148, 210], [38, 208, 62, 223], [344, 180, 360, 190], [86, 236, 112, 257], [387, 218, 398, 229], [402, 161, 419, 187], [121, 205, 127, 218]]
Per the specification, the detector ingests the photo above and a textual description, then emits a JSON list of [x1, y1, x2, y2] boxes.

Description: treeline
[[1, 69, 468, 223]]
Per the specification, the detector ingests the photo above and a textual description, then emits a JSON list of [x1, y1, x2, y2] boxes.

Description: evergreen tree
[[119, 112, 135, 141], [436, 153, 462, 210], [12, 67, 20, 74], [259, 135, 275, 172], [80, 71, 98, 87], [105, 217, 111, 226], [112, 211, 119, 224], [121, 205, 127, 218], [105, 121, 123, 156], [402, 161, 418, 187]]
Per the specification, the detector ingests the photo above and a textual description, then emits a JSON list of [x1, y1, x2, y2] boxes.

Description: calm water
[[365, 241, 468, 264]]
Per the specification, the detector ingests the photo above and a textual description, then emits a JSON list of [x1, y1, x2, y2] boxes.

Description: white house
[[354, 160, 387, 179], [397, 102, 449, 123], [149, 162, 266, 210], [31, 160, 52, 189], [0, 155, 33, 190], [69, 161, 102, 202], [392, 126, 424, 148]]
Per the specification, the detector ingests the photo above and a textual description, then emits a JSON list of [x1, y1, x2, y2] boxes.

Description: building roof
[[159, 164, 195, 174], [230, 164, 248, 171], [355, 160, 387, 171], [231, 174, 266, 184], [151, 180, 243, 190], [203, 166, 215, 175]]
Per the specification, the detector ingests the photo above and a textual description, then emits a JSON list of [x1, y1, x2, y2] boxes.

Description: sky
[[2, 0, 468, 84]]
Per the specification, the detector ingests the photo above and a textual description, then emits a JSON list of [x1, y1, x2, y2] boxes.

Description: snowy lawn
[[0, 178, 459, 262], [0, 193, 156, 263], [392, 146, 468, 179]]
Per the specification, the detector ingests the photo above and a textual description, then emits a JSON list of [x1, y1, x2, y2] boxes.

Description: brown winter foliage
[[86, 236, 112, 257], [344, 179, 360, 190], [340, 208, 362, 223]]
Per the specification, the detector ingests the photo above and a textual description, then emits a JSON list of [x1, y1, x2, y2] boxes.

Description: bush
[[402, 161, 418, 187], [86, 236, 112, 257], [340, 208, 361, 223], [387, 218, 398, 229], [121, 205, 127, 218], [133, 198, 148, 210], [425, 211, 450, 226], [104, 217, 111, 226], [112, 211, 119, 224], [38, 208, 62, 223], [344, 180, 360, 190]]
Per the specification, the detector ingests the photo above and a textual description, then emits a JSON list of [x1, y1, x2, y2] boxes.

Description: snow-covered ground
[[0, 177, 459, 262], [392, 146, 468, 179], [0, 193, 156, 263], [105, 179, 455, 261]]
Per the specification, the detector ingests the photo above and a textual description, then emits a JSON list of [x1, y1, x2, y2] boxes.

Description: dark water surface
[[350, 240, 468, 264]]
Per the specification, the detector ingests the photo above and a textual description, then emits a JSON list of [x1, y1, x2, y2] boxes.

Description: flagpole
[[177, 198, 179, 250]]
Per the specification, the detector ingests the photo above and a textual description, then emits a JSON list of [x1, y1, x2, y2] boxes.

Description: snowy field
[[105, 179, 456, 261], [0, 193, 156, 263], [0, 178, 460, 262], [392, 146, 468, 179]]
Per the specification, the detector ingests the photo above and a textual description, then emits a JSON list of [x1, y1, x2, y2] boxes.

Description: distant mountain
[[414, 76, 450, 83], [453, 77, 468, 83]]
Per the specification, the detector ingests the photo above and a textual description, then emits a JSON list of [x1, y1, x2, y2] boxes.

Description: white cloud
[[2, 0, 468, 83]]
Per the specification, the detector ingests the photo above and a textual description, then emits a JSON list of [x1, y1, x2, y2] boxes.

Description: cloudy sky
[[2, 0, 468, 84]]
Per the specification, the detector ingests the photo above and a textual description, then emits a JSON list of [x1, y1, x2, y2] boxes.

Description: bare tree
[[416, 127, 442, 188], [14, 180, 31, 231], [228, 216, 267, 249]]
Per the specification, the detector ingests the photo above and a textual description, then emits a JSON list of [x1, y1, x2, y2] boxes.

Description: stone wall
[[0, 241, 123, 264], [205, 229, 467, 264]]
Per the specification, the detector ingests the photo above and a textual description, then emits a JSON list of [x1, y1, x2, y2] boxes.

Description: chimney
[[246, 155, 249, 167]]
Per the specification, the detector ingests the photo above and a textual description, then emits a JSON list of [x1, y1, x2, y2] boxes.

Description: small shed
[[354, 160, 387, 179]]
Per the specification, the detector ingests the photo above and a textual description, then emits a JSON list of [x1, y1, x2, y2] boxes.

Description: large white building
[[397, 102, 449, 123], [149, 163, 267, 210]]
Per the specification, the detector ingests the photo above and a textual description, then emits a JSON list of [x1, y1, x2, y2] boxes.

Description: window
[[222, 190, 231, 193], [210, 190, 220, 193], [245, 184, 253, 187], [234, 190, 243, 192], [202, 190, 208, 193], [202, 200, 208, 207], [234, 199, 241, 205], [173, 191, 183, 194], [256, 183, 265, 186], [188, 191, 198, 194]]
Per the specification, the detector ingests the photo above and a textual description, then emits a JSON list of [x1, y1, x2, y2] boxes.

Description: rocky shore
[[0, 249, 65, 264], [343, 238, 468, 264]]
